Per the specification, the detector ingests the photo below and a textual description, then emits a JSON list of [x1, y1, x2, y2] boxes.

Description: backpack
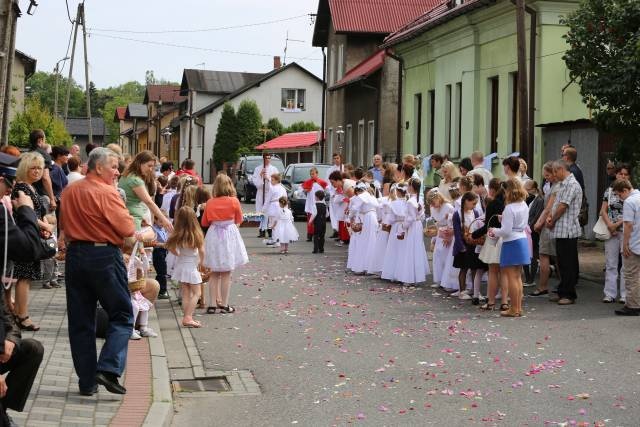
[[579, 194, 589, 227]]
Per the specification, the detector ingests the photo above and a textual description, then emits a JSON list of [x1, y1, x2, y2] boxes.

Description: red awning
[[256, 131, 320, 150], [329, 49, 386, 91]]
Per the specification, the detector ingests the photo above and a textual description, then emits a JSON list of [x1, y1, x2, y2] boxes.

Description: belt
[[69, 241, 118, 248]]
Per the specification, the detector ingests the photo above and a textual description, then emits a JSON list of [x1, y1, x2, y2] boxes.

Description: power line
[[65, 0, 74, 24], [59, 22, 75, 73], [88, 14, 309, 35], [88, 32, 322, 61]]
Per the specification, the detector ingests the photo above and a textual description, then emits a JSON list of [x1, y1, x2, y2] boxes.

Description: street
[[171, 202, 639, 426]]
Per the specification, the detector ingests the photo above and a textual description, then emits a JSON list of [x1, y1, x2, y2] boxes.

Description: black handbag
[[37, 235, 56, 260]]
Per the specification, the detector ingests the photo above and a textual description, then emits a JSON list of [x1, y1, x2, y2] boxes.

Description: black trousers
[[555, 237, 579, 300], [313, 226, 326, 253], [152, 247, 168, 293], [0, 338, 44, 413]]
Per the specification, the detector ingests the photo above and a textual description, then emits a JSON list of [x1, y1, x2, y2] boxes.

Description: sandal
[[206, 306, 217, 314], [499, 303, 510, 311], [479, 303, 495, 311], [500, 310, 522, 317], [529, 289, 548, 297], [182, 320, 202, 328], [217, 305, 236, 314], [16, 315, 40, 331]]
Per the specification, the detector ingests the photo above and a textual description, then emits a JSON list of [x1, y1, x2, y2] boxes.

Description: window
[[489, 77, 499, 153], [345, 124, 353, 164], [445, 84, 452, 156], [327, 128, 333, 159], [281, 89, 306, 111], [357, 120, 365, 168], [428, 90, 435, 154], [329, 46, 335, 84], [368, 121, 375, 161], [337, 44, 344, 81], [454, 82, 462, 158], [510, 72, 520, 153], [414, 93, 422, 155]]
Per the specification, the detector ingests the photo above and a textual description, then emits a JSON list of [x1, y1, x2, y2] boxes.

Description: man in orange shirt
[[60, 147, 138, 396]]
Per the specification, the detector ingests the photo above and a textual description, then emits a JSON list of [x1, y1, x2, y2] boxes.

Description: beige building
[[8, 49, 36, 123]]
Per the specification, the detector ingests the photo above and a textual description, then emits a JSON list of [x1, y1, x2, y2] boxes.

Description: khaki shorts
[[538, 228, 556, 256]]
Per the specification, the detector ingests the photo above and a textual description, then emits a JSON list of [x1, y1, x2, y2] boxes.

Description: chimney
[[273, 56, 282, 69]]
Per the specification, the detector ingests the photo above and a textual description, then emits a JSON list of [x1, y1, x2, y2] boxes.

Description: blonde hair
[[179, 185, 198, 210], [271, 173, 282, 183], [441, 161, 461, 182], [426, 189, 445, 207], [166, 206, 204, 251], [106, 143, 123, 156], [213, 173, 236, 197], [503, 178, 528, 203], [16, 152, 45, 182]]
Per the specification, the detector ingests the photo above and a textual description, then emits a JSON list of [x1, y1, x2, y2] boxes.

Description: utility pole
[[53, 56, 69, 117], [515, 0, 529, 160], [80, 2, 92, 145], [0, 0, 19, 145], [63, 5, 80, 125]]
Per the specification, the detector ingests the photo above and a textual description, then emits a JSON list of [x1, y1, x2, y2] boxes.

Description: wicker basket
[[396, 231, 405, 240], [239, 221, 260, 228], [351, 222, 363, 233], [199, 265, 212, 283], [381, 224, 392, 233]]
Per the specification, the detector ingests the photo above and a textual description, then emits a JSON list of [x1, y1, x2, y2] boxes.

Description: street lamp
[[336, 125, 345, 159], [162, 127, 172, 158], [53, 56, 70, 117]]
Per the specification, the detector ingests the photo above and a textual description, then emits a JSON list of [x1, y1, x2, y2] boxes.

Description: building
[[384, 0, 601, 237], [312, 0, 439, 167], [143, 84, 186, 163], [65, 117, 109, 161], [255, 131, 323, 166], [8, 49, 36, 124], [179, 59, 322, 183], [122, 103, 148, 155]]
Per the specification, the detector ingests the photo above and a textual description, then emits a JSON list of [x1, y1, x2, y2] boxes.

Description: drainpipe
[[195, 118, 205, 181], [320, 47, 327, 163], [386, 49, 404, 163]]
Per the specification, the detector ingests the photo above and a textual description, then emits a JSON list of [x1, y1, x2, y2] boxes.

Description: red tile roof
[[114, 106, 127, 122], [329, 0, 441, 34], [256, 132, 320, 150], [144, 84, 187, 104], [329, 49, 386, 91], [384, 0, 494, 47]]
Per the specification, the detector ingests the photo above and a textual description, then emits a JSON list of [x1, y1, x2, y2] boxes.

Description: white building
[[178, 58, 323, 183]]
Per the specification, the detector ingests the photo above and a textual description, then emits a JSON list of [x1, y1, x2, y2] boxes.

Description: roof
[[194, 62, 322, 117], [255, 131, 320, 150], [180, 69, 264, 96], [65, 117, 109, 137], [313, 0, 441, 46], [125, 103, 148, 119], [14, 49, 36, 78], [143, 85, 186, 104], [114, 106, 127, 122], [383, 0, 495, 48], [329, 49, 386, 91]]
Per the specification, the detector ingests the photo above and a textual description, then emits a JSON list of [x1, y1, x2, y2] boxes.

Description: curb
[[142, 307, 174, 427]]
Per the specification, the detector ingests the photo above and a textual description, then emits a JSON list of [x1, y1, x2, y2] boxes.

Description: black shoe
[[79, 384, 98, 396], [614, 306, 640, 316], [471, 297, 480, 306], [319, 250, 324, 253], [257, 231, 265, 238], [312, 250, 318, 254], [157, 291, 170, 300], [96, 371, 126, 394]]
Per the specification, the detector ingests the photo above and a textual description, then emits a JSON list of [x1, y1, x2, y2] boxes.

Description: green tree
[[99, 81, 146, 143], [26, 71, 85, 116], [562, 0, 640, 162], [263, 117, 284, 141], [9, 97, 72, 147], [285, 121, 319, 133], [213, 103, 240, 170], [236, 99, 263, 154]]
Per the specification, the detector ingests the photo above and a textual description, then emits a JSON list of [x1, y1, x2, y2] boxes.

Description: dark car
[[235, 155, 285, 202], [281, 163, 333, 218]]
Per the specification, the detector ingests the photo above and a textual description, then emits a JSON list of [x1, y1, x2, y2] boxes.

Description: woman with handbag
[[9, 152, 55, 331], [600, 164, 631, 303]]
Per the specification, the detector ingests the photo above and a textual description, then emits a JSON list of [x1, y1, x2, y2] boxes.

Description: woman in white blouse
[[489, 178, 531, 317]]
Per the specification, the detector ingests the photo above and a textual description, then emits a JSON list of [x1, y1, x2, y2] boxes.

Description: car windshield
[[291, 165, 332, 184], [246, 158, 284, 174]]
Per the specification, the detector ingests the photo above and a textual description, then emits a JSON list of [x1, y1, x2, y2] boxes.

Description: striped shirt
[[550, 173, 583, 239]]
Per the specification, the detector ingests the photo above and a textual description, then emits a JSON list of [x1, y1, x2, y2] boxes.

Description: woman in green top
[[119, 150, 173, 232]]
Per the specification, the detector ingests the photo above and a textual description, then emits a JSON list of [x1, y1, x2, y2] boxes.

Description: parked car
[[235, 155, 285, 203], [281, 163, 333, 218]]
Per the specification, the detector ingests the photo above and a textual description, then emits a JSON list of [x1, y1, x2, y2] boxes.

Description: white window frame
[[327, 128, 333, 160], [281, 88, 306, 112], [345, 124, 353, 164], [367, 120, 375, 162], [357, 120, 365, 168], [337, 44, 344, 81], [329, 46, 335, 85]]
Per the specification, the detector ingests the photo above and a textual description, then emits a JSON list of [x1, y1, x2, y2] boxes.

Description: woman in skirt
[[489, 178, 531, 317], [200, 174, 248, 314]]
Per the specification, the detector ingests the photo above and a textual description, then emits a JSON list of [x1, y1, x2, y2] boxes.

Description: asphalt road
[[172, 202, 639, 427]]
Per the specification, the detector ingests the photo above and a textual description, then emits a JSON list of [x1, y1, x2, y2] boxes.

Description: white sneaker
[[335, 241, 344, 247], [130, 330, 142, 340], [602, 296, 615, 303], [460, 289, 470, 295], [459, 293, 472, 300], [140, 327, 158, 338], [432, 291, 442, 296], [430, 283, 440, 288], [451, 291, 460, 297]]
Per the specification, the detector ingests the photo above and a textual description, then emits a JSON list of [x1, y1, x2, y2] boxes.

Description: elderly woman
[[10, 152, 54, 331], [437, 161, 461, 202], [118, 151, 173, 232]]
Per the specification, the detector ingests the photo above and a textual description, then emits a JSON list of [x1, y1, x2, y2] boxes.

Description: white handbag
[[593, 217, 611, 241]]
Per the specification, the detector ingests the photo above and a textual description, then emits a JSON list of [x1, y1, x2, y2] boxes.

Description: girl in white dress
[[272, 197, 299, 254], [395, 178, 430, 285], [381, 184, 408, 282], [262, 173, 288, 245], [347, 182, 379, 274], [167, 206, 205, 328], [426, 189, 454, 290], [367, 191, 395, 275]]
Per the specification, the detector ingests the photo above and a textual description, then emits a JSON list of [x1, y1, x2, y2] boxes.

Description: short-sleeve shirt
[[551, 173, 583, 239], [622, 190, 640, 255], [118, 174, 147, 229], [603, 187, 624, 224]]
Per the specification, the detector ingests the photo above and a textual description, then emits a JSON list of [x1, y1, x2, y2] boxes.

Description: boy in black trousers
[[312, 190, 327, 254]]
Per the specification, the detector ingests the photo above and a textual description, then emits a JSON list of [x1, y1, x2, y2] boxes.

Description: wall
[[8, 57, 26, 124]]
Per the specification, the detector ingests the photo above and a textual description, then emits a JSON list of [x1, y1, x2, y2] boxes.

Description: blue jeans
[[65, 244, 133, 390], [152, 247, 168, 293]]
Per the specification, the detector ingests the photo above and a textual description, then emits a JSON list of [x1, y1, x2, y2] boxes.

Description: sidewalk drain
[[172, 377, 231, 393]]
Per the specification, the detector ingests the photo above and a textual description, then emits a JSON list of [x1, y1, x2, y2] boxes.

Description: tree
[[285, 121, 319, 133], [9, 97, 72, 147], [235, 99, 263, 154], [263, 117, 284, 141], [26, 71, 85, 117], [213, 103, 240, 170], [99, 81, 146, 143], [562, 0, 640, 161]]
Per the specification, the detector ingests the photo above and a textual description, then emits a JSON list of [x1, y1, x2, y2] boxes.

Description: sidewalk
[[8, 278, 171, 427]]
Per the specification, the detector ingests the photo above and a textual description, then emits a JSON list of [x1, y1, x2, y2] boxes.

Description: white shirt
[[493, 201, 528, 242], [469, 165, 493, 187], [252, 164, 280, 212], [262, 182, 288, 217], [67, 171, 84, 185]]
